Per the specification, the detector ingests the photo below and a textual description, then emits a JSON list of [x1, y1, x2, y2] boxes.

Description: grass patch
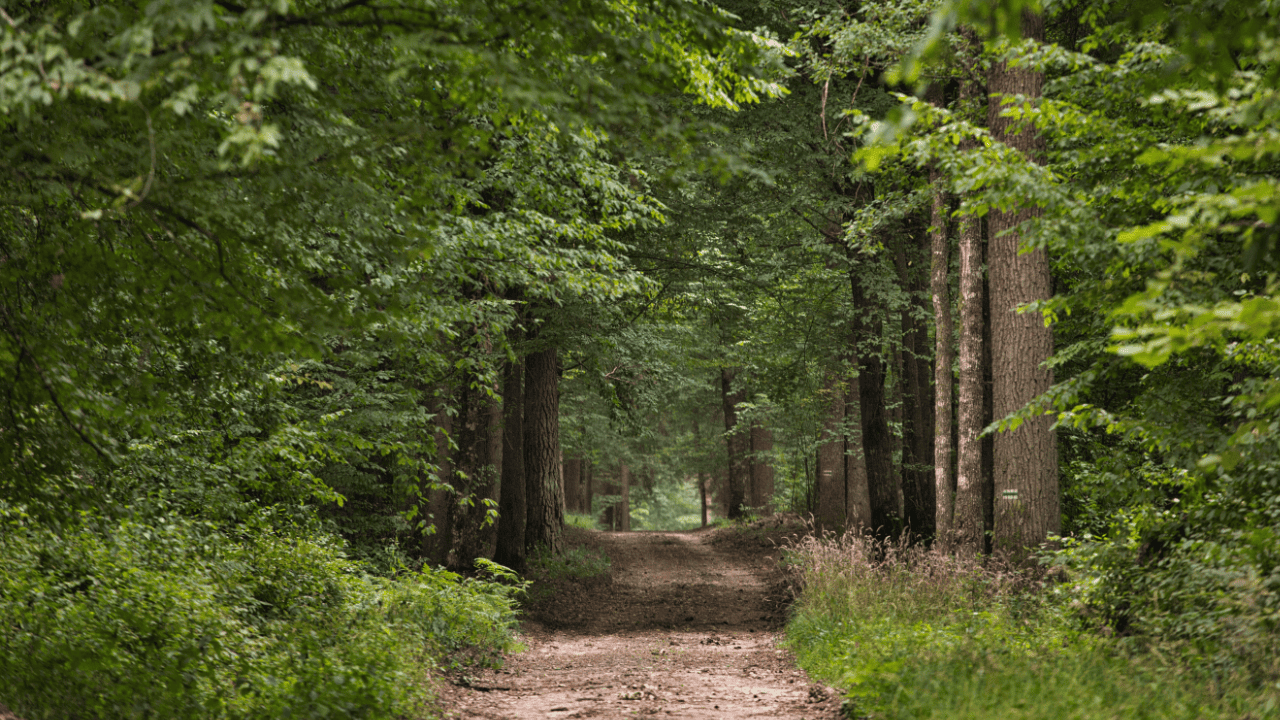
[[526, 545, 612, 583], [783, 533, 1278, 720], [565, 511, 599, 530]]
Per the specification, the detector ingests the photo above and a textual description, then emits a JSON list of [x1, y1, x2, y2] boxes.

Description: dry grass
[[782, 530, 1275, 720]]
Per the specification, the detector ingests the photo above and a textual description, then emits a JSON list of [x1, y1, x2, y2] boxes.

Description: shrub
[[0, 503, 521, 720]]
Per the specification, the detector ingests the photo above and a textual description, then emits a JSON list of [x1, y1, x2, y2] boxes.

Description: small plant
[[564, 512, 600, 530], [525, 545, 612, 583]]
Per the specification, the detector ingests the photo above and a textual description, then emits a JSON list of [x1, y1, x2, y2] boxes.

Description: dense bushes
[[0, 504, 522, 720]]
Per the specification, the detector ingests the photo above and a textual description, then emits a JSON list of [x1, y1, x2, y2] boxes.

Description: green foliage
[[785, 533, 1278, 719], [0, 504, 522, 720], [525, 544, 612, 584], [564, 511, 600, 530]]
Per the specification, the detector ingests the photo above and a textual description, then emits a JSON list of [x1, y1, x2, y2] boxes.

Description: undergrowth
[[0, 504, 522, 720], [784, 533, 1279, 720], [564, 511, 600, 530]]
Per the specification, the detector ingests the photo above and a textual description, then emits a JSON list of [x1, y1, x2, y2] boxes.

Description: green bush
[[0, 504, 521, 720]]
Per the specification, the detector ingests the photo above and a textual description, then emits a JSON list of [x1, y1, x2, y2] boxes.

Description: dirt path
[[438, 526, 841, 719]]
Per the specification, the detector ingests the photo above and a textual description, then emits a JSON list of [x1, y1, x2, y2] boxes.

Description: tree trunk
[[720, 367, 749, 520], [494, 359, 526, 570], [988, 10, 1059, 553], [931, 168, 956, 542], [563, 456, 583, 514], [851, 272, 898, 538], [583, 458, 594, 521], [524, 346, 564, 555], [618, 463, 631, 531], [699, 469, 709, 527], [844, 361, 873, 530], [422, 398, 454, 567], [814, 370, 846, 531], [890, 308, 905, 521], [750, 423, 775, 514], [954, 210, 986, 553], [898, 238, 936, 539], [453, 378, 502, 567]]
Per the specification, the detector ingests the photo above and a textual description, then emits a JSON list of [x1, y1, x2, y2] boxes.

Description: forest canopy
[[2, 0, 1279, 717]]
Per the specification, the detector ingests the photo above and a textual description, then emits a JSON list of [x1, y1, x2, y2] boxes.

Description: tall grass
[[784, 532, 1277, 719]]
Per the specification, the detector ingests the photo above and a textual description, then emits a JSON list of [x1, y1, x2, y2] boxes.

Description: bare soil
[[437, 520, 842, 719]]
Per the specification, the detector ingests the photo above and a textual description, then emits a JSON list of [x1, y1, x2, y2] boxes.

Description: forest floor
[[435, 519, 843, 719]]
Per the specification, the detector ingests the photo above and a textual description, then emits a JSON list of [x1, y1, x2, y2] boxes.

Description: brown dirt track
[[437, 522, 842, 719]]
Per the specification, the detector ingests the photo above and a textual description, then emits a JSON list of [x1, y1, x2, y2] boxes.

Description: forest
[[1, 0, 1278, 718]]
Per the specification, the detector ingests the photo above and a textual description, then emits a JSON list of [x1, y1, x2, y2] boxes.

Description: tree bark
[[955, 210, 986, 553], [749, 423, 775, 514], [988, 11, 1059, 552], [453, 378, 502, 567], [494, 359, 526, 569], [814, 370, 846, 531], [563, 456, 583, 514], [699, 469, 709, 527], [422, 398, 454, 566], [850, 272, 898, 538], [844, 361, 873, 530], [583, 458, 594, 520], [618, 463, 631, 531], [898, 236, 936, 539], [930, 168, 956, 543], [524, 346, 564, 555], [720, 367, 749, 520]]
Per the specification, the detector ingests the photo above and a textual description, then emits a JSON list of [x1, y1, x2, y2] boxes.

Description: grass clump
[[526, 544, 612, 583], [565, 511, 600, 530], [784, 533, 1277, 720]]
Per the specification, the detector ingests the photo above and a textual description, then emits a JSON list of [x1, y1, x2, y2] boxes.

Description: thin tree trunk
[[720, 368, 749, 520], [563, 456, 583, 514], [423, 398, 454, 566], [524, 346, 564, 555], [844, 360, 873, 530], [618, 463, 631, 532], [453, 376, 503, 566], [931, 168, 956, 543], [494, 359, 526, 569], [750, 423, 775, 514], [815, 370, 846, 531], [700, 470, 709, 527], [988, 10, 1059, 553], [583, 458, 594, 520], [955, 211, 986, 553], [851, 271, 897, 538]]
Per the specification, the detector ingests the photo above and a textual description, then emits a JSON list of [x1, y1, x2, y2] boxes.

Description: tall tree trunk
[[844, 359, 873, 530], [700, 469, 709, 527], [423, 399, 454, 566], [453, 378, 502, 567], [583, 458, 594, 520], [750, 422, 775, 514], [494, 359, 526, 570], [850, 272, 897, 538], [988, 10, 1059, 553], [898, 238, 937, 539], [931, 168, 956, 542], [720, 368, 749, 520], [954, 211, 986, 552], [618, 463, 631, 531], [563, 456, 583, 514], [524, 346, 564, 555], [814, 370, 847, 531]]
